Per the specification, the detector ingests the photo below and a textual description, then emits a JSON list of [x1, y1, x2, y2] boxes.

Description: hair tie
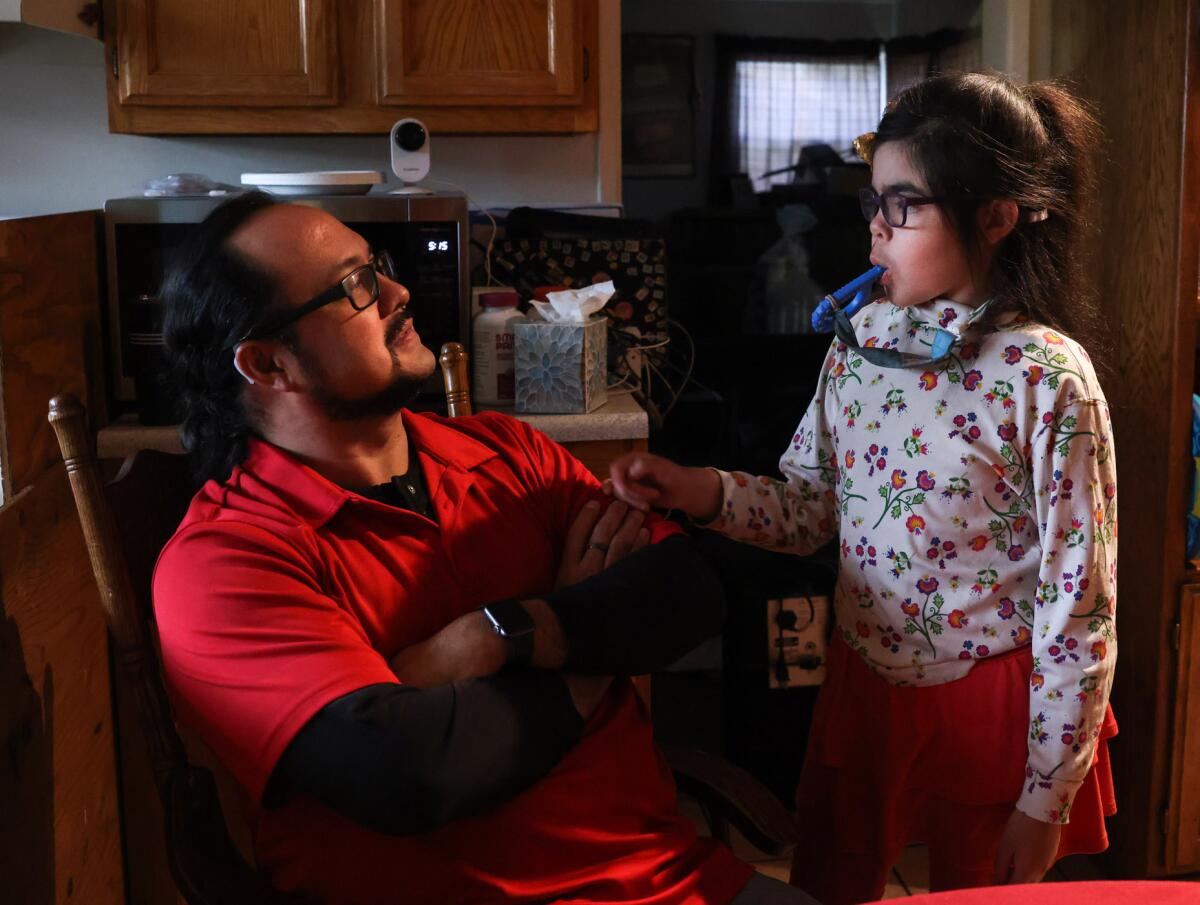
[[1022, 208, 1050, 223]]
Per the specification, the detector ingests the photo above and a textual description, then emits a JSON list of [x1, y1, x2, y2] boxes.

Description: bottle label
[[472, 318, 517, 403], [497, 369, 515, 399]]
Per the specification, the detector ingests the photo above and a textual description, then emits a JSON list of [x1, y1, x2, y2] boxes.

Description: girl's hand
[[991, 808, 1062, 884], [608, 452, 722, 520]]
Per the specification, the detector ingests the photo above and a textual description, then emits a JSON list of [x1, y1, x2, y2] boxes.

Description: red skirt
[[796, 632, 1117, 860]]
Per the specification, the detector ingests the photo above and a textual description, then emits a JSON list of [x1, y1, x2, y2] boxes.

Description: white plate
[[240, 170, 384, 196]]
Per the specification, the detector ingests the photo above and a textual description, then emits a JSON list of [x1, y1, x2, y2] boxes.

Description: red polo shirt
[[153, 410, 751, 905]]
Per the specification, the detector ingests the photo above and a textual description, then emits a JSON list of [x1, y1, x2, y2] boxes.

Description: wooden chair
[[48, 393, 306, 905], [47, 345, 796, 904]]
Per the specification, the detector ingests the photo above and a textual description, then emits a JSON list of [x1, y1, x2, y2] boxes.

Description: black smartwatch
[[480, 599, 536, 667]]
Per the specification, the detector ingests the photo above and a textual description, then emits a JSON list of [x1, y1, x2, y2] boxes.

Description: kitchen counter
[[477, 390, 647, 443], [96, 391, 649, 470]]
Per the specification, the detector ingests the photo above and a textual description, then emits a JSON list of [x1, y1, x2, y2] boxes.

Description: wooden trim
[[1165, 0, 1200, 874], [1049, 0, 1199, 877], [594, 0, 619, 203], [1170, 585, 1200, 868], [107, 99, 596, 134]]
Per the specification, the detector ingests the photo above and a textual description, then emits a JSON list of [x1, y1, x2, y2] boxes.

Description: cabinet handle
[[583, 47, 590, 82]]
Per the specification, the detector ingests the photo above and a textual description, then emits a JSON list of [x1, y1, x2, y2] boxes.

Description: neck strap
[[832, 298, 997, 370]]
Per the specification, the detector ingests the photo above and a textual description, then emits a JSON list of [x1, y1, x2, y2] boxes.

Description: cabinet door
[[0, 212, 105, 503], [115, 0, 337, 105], [375, 0, 582, 105], [1170, 584, 1200, 870]]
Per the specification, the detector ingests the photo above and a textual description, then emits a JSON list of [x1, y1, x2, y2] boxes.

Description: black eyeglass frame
[[858, 187, 948, 229], [238, 249, 398, 343]]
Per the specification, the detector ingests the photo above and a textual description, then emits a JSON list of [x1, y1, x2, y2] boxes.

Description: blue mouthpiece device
[[810, 264, 886, 333]]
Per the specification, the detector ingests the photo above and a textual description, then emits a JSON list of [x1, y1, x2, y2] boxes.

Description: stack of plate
[[240, 170, 384, 196]]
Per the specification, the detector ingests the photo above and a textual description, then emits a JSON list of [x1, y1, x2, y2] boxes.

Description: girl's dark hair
[[873, 71, 1102, 347], [160, 190, 286, 485]]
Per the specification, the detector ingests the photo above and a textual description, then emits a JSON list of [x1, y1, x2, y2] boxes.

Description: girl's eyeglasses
[[239, 250, 398, 342], [858, 187, 946, 229]]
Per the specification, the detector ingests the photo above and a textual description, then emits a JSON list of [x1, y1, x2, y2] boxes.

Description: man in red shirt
[[153, 193, 819, 904]]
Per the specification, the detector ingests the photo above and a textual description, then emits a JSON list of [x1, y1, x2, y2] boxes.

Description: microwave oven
[[103, 192, 470, 422]]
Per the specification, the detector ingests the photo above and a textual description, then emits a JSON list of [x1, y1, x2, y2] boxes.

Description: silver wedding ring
[[587, 542, 610, 553]]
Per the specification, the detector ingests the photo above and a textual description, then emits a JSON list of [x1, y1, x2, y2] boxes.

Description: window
[[733, 52, 881, 191], [719, 29, 982, 194]]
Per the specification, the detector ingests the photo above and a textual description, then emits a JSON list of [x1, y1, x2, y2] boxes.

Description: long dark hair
[[872, 71, 1102, 349], [161, 191, 285, 484]]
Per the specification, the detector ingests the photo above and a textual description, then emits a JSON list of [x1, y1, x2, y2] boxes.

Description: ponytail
[[1014, 80, 1103, 341], [160, 191, 284, 485]]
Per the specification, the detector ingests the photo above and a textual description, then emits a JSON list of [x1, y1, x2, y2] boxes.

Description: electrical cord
[[772, 591, 820, 685], [425, 178, 500, 287], [605, 316, 701, 425]]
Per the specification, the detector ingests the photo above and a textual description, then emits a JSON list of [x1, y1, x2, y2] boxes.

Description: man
[[153, 192, 818, 904]]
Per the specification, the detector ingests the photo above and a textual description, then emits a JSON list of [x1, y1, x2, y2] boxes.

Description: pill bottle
[[471, 290, 524, 405]]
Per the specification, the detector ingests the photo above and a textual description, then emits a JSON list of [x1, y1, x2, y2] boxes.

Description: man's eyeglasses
[[239, 250, 398, 342], [858, 187, 945, 229]]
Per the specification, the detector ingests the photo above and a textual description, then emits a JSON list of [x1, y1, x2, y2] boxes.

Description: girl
[[609, 72, 1117, 904]]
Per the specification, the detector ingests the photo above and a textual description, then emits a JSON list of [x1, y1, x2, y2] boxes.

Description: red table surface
[[862, 880, 1199, 904]]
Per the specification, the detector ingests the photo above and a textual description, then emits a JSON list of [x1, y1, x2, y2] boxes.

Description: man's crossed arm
[[268, 500, 725, 835]]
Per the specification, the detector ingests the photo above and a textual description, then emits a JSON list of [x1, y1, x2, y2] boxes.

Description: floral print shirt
[[707, 298, 1117, 825]]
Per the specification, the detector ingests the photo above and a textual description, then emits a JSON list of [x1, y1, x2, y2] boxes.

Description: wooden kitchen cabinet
[[0, 211, 124, 903], [376, 0, 584, 106], [102, 0, 599, 134], [114, 0, 337, 106]]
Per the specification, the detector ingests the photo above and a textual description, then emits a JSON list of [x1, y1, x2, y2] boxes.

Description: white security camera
[[389, 118, 432, 194]]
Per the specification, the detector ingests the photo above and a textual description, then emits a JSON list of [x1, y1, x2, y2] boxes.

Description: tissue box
[[514, 317, 607, 413]]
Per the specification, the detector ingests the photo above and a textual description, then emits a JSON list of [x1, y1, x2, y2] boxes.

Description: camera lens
[[395, 121, 427, 152]]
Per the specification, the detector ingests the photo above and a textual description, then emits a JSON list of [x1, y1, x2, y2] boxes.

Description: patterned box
[[514, 317, 607, 413]]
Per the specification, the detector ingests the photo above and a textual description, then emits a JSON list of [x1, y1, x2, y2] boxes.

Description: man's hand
[[391, 498, 648, 690], [608, 452, 723, 521], [555, 498, 649, 590], [991, 807, 1062, 884], [390, 609, 506, 688]]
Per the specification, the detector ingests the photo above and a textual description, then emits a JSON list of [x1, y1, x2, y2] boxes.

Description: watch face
[[484, 599, 535, 637], [483, 608, 506, 634], [482, 600, 535, 667]]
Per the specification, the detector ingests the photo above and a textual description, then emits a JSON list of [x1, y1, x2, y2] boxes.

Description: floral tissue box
[[514, 317, 607, 413]]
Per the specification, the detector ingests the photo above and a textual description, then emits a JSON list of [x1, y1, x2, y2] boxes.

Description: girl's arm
[[1019, 381, 1118, 825], [609, 342, 843, 554], [697, 344, 844, 555]]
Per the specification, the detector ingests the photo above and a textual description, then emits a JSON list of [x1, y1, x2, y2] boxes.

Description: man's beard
[[295, 316, 430, 422]]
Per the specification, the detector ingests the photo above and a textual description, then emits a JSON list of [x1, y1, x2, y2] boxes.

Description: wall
[[0, 6, 621, 220], [619, 0, 983, 221]]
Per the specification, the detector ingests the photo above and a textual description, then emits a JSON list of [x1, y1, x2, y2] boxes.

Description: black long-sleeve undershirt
[[270, 531, 725, 836], [544, 534, 726, 675], [268, 673, 583, 836]]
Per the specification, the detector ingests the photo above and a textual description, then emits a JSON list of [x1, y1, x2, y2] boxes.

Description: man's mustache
[[385, 311, 413, 344]]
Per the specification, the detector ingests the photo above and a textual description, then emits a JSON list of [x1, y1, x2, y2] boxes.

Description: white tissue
[[528, 281, 614, 323]]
